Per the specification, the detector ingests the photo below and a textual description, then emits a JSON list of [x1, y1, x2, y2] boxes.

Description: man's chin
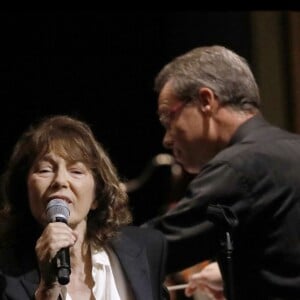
[[182, 163, 201, 175], [174, 154, 201, 174]]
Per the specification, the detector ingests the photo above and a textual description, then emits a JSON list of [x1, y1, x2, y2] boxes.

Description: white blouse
[[61, 245, 134, 300]]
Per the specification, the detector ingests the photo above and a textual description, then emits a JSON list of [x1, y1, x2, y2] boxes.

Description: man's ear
[[197, 87, 218, 114]]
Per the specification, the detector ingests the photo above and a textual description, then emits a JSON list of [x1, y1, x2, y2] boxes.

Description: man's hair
[[154, 45, 260, 112]]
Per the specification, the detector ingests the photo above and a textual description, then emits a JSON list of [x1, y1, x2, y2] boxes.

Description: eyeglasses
[[159, 101, 187, 129]]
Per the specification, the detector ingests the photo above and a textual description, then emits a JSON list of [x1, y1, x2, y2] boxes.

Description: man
[[144, 45, 300, 299]]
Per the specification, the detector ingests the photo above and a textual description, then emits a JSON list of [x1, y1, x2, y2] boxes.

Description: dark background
[[0, 11, 252, 224]]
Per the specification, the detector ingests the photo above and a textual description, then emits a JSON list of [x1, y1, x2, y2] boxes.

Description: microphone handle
[[56, 247, 71, 285], [54, 217, 71, 285]]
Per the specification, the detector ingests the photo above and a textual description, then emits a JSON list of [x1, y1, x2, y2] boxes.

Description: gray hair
[[154, 45, 260, 111]]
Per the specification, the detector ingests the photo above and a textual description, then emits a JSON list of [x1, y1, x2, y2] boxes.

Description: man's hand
[[185, 262, 225, 300]]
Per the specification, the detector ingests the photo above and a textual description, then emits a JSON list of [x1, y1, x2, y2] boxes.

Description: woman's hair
[[0, 115, 132, 247], [154, 45, 260, 112]]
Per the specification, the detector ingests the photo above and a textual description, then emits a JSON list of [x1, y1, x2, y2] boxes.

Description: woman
[[0, 115, 168, 300]]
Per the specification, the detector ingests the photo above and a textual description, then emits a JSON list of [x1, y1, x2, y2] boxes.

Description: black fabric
[[144, 115, 300, 300]]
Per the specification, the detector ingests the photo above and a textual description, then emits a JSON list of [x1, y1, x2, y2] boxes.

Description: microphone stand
[[206, 204, 238, 300]]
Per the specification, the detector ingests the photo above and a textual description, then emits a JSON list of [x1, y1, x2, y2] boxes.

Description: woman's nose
[[51, 170, 69, 188]]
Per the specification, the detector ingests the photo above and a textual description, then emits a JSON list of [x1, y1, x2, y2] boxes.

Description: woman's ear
[[90, 199, 98, 210]]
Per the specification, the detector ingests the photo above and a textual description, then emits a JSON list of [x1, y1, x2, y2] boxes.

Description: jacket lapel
[[110, 232, 153, 300], [20, 269, 39, 298]]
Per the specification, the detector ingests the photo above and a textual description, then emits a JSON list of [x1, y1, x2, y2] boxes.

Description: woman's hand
[[34, 222, 77, 299]]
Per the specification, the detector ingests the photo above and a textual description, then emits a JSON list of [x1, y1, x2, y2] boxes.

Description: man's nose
[[162, 131, 173, 149]]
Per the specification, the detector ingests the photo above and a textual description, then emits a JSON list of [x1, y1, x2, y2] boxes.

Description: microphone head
[[46, 199, 70, 223]]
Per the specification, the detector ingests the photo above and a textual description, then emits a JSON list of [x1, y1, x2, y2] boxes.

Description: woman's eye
[[70, 169, 84, 174], [69, 162, 89, 175], [38, 167, 52, 173]]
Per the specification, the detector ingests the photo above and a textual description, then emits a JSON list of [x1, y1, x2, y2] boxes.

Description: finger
[[184, 286, 197, 297]]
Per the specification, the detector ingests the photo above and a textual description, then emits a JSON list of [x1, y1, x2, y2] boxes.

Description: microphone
[[46, 199, 71, 285]]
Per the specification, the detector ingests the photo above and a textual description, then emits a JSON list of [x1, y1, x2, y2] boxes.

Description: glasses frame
[[159, 101, 188, 129]]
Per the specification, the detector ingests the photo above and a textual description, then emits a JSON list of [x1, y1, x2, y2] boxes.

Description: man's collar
[[228, 114, 267, 146]]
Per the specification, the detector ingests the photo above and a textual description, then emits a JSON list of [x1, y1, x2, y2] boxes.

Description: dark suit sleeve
[[154, 229, 169, 300], [143, 162, 252, 274], [143, 228, 169, 300], [0, 271, 36, 300]]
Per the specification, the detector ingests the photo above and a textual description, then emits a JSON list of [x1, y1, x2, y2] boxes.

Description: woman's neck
[[69, 220, 90, 268]]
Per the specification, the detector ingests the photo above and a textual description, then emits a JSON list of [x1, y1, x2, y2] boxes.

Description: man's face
[[157, 81, 221, 174]]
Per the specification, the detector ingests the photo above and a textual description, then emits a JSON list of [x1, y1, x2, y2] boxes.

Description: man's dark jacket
[[145, 115, 300, 300]]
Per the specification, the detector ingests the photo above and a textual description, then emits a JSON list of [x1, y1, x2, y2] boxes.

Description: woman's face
[[27, 151, 97, 228]]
